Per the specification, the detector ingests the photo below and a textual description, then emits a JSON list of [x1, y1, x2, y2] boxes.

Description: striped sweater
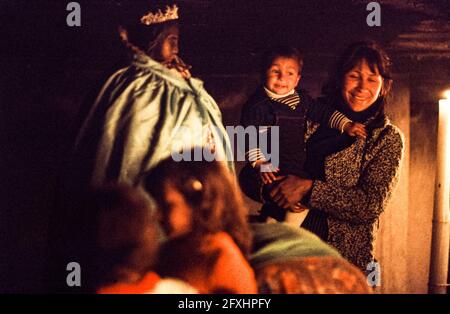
[[241, 87, 352, 164]]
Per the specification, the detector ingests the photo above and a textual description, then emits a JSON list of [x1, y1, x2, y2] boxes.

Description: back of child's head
[[261, 45, 304, 79], [143, 150, 252, 256], [80, 184, 159, 292]]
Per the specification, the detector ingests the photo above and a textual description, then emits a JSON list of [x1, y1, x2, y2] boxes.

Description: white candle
[[429, 94, 450, 293], [436, 98, 450, 221]]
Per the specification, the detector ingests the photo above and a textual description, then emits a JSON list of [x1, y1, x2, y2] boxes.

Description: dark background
[[1, 0, 449, 293]]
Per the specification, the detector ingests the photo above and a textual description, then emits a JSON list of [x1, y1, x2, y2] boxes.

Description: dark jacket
[[238, 87, 336, 209]]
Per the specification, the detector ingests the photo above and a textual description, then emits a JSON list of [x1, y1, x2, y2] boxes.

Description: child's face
[[265, 57, 301, 95]]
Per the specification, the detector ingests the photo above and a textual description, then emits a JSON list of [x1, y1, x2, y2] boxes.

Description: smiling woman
[[342, 60, 384, 112], [265, 41, 405, 272]]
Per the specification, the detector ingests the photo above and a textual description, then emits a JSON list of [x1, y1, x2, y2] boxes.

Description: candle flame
[[444, 90, 450, 100]]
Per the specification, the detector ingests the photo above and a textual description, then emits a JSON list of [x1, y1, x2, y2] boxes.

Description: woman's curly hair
[[143, 151, 253, 257]]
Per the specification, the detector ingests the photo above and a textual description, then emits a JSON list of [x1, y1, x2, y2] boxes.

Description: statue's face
[[154, 25, 179, 63]]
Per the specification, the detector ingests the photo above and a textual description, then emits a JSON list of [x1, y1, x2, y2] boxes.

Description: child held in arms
[[239, 46, 367, 224]]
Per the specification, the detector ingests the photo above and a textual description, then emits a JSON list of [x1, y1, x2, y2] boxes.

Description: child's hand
[[343, 122, 367, 139], [288, 203, 308, 213], [261, 170, 279, 185], [254, 160, 280, 185]]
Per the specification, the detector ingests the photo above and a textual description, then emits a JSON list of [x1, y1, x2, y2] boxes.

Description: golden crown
[[140, 4, 179, 26]]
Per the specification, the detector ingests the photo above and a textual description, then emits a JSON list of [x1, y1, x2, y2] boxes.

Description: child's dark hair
[[261, 45, 304, 78], [143, 152, 252, 257]]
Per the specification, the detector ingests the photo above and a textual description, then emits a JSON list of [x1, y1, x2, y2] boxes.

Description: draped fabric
[[71, 54, 234, 188], [249, 222, 341, 269]]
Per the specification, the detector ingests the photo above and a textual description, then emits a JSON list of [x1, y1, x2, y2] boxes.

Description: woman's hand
[[268, 175, 313, 209]]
